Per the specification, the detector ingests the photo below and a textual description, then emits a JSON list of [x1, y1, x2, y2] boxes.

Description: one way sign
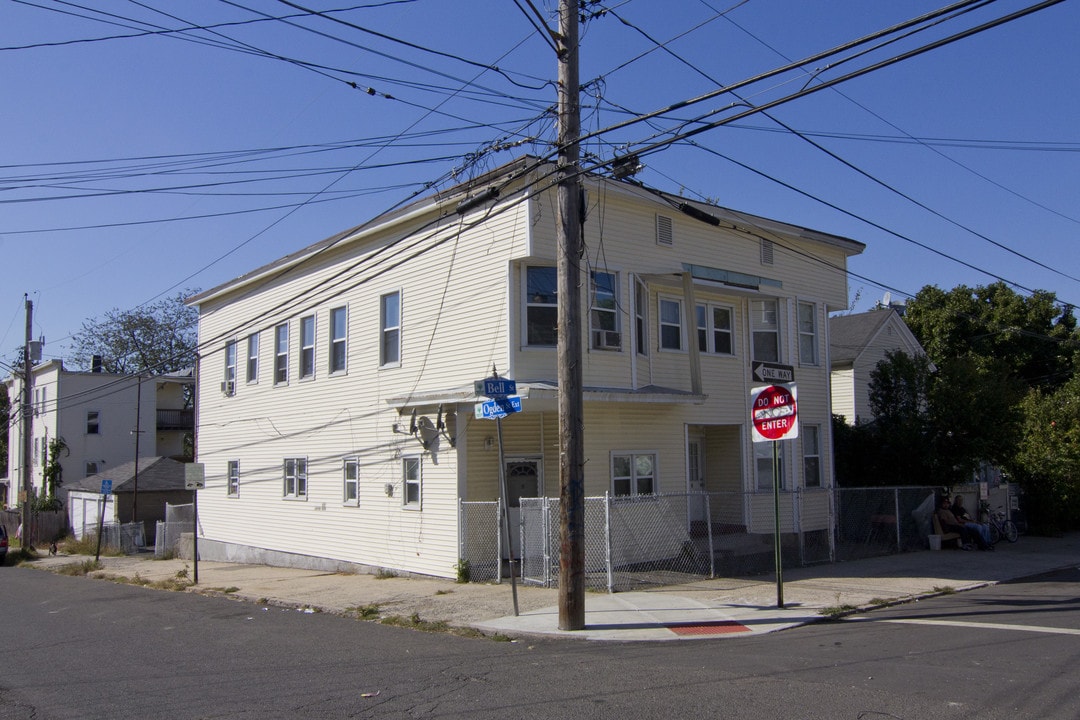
[[751, 361, 794, 384]]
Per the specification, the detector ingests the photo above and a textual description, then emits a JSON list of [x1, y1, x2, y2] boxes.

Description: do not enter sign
[[751, 384, 798, 442]]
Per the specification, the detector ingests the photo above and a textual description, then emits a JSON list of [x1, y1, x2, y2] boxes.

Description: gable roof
[[66, 456, 189, 494], [830, 308, 924, 367]]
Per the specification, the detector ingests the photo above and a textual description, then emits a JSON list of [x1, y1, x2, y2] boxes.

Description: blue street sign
[[100, 479, 112, 496], [474, 395, 522, 420], [475, 377, 517, 398]]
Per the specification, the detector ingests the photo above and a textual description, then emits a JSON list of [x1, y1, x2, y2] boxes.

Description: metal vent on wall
[[656, 214, 673, 246], [760, 238, 774, 265]]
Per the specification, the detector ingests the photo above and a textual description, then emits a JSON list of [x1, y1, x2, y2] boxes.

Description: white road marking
[[855, 617, 1080, 636]]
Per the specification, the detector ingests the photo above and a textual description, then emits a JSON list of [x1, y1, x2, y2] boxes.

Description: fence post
[[496, 498, 503, 585], [604, 493, 614, 594], [893, 487, 901, 550], [705, 492, 715, 579]]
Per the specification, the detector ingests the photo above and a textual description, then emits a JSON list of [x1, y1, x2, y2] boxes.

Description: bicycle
[[985, 505, 1019, 545]]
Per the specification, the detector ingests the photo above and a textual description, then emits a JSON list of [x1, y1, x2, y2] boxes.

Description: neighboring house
[[66, 456, 192, 545], [188, 156, 864, 580], [829, 308, 926, 424], [3, 360, 194, 509]]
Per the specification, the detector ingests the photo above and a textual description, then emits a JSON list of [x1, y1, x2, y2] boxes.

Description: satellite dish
[[882, 292, 892, 307]]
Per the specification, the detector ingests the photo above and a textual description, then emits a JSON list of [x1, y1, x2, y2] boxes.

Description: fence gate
[[520, 497, 558, 587]]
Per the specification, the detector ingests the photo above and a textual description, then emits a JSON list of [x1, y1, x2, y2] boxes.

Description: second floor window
[[798, 302, 818, 366], [300, 315, 315, 379], [224, 341, 237, 384], [246, 333, 259, 383], [751, 299, 780, 362], [634, 280, 648, 356], [526, 266, 557, 346], [85, 461, 99, 477], [381, 291, 400, 366], [87, 410, 100, 434], [590, 271, 620, 350], [659, 298, 682, 350], [274, 323, 289, 385], [330, 306, 347, 374]]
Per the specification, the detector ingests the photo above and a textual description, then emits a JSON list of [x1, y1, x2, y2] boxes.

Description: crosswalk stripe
[[854, 617, 1080, 636]]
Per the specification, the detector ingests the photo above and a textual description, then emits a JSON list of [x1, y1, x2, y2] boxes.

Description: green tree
[[69, 290, 199, 375], [1014, 376, 1080, 533]]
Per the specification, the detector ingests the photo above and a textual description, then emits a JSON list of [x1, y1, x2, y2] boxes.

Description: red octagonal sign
[[751, 384, 798, 442]]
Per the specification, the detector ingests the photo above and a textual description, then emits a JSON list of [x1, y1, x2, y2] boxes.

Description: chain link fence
[[458, 500, 501, 583], [154, 503, 194, 558]]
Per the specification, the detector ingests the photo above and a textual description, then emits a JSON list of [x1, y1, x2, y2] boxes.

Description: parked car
[[0, 524, 8, 562]]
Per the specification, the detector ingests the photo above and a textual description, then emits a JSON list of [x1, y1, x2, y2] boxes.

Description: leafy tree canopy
[[69, 290, 198, 375], [904, 282, 1078, 391]]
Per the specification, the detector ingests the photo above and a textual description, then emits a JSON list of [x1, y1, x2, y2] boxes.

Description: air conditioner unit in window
[[220, 380, 236, 397], [592, 329, 622, 350]]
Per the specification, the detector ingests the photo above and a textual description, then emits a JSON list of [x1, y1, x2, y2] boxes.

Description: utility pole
[[21, 296, 34, 549], [556, 0, 585, 631]]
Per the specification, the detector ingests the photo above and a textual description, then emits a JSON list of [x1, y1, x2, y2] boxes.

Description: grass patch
[[818, 604, 858, 619], [869, 597, 894, 607], [932, 585, 956, 594], [58, 535, 124, 557], [348, 604, 382, 620], [206, 586, 241, 594], [257, 597, 270, 605], [382, 612, 450, 633], [375, 568, 398, 579], [55, 559, 102, 576]]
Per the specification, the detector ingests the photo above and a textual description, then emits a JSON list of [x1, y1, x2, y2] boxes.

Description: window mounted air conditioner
[[221, 380, 236, 397], [592, 330, 622, 350]]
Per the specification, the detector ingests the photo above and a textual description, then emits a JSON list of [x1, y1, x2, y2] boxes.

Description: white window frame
[[246, 332, 259, 384], [329, 306, 348, 375], [85, 461, 99, 477], [402, 456, 421, 509], [343, 457, 359, 506], [224, 340, 237, 385], [798, 301, 818, 366], [695, 302, 735, 355], [751, 299, 780, 362], [86, 410, 100, 435], [755, 442, 785, 492], [803, 425, 822, 488], [227, 460, 240, 497], [380, 291, 401, 367], [634, 279, 648, 356], [283, 457, 307, 499], [299, 314, 316, 380], [658, 297, 683, 351], [274, 323, 289, 385], [524, 265, 558, 347], [611, 451, 657, 498], [590, 270, 620, 350]]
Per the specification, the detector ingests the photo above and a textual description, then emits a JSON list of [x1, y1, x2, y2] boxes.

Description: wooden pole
[[556, 0, 585, 631]]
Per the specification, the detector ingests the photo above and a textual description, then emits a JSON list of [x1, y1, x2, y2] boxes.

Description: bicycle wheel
[[1003, 521, 1018, 543], [988, 523, 1001, 545]]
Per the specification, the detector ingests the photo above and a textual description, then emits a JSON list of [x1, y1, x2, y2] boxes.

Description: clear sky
[[3, 0, 1078, 367]]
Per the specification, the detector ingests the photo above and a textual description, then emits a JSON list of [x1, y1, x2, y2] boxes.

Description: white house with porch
[[187, 157, 864, 580]]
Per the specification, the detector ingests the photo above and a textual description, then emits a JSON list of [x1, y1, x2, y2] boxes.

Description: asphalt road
[[1, 566, 1077, 719]]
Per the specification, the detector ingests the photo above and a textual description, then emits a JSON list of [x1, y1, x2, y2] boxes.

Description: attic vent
[[760, 238, 774, 265], [656, 214, 673, 246]]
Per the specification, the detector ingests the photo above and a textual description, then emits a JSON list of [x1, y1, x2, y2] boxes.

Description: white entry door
[[504, 458, 542, 559], [687, 438, 707, 529]]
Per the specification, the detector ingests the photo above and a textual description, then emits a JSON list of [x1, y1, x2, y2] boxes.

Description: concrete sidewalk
[[25, 533, 1080, 642]]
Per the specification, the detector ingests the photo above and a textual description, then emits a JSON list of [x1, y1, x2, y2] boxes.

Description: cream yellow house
[[187, 157, 864, 580]]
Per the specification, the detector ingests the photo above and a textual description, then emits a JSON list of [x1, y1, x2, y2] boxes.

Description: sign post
[[751, 383, 798, 609], [185, 464, 205, 584], [95, 479, 112, 563], [474, 369, 520, 616]]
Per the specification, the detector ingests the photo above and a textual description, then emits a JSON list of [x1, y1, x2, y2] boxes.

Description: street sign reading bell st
[[475, 377, 516, 398]]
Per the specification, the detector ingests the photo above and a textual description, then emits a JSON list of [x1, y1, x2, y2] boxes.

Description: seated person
[[951, 495, 991, 546], [936, 496, 991, 550]]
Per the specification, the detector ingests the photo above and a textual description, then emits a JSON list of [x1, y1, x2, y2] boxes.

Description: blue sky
[[3, 0, 1078, 365]]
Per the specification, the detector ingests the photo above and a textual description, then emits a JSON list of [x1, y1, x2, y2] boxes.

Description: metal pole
[[495, 416, 518, 615], [604, 493, 613, 594], [20, 297, 33, 550], [95, 494, 106, 562], [705, 492, 715, 579], [192, 487, 199, 585], [132, 375, 141, 524], [556, 0, 585, 632], [773, 440, 784, 609]]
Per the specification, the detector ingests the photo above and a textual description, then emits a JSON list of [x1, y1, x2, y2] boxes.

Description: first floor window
[[402, 456, 421, 508], [803, 425, 821, 488], [343, 457, 359, 505], [87, 410, 100, 434], [284, 457, 307, 499], [526, 266, 557, 346], [659, 298, 682, 350], [612, 452, 656, 497], [227, 460, 240, 497], [755, 442, 783, 492], [695, 304, 734, 355]]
